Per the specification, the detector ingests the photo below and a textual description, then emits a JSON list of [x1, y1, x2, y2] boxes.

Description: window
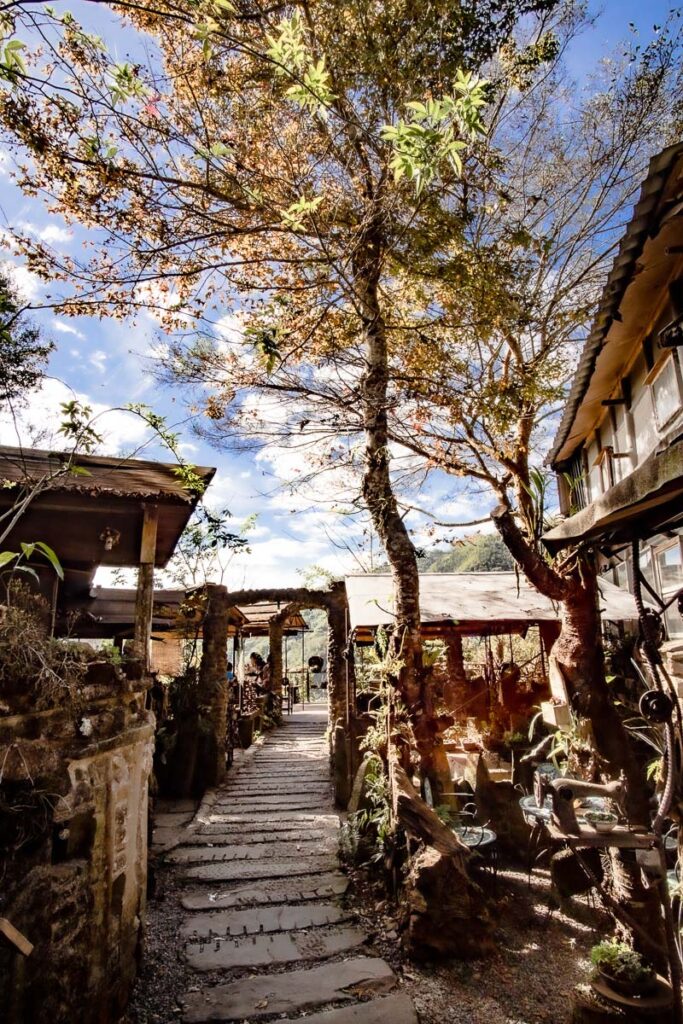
[[587, 439, 602, 501], [612, 411, 633, 483], [657, 542, 683, 591], [614, 560, 629, 590], [639, 546, 656, 591], [632, 388, 657, 464], [658, 540, 683, 639], [649, 354, 682, 431]]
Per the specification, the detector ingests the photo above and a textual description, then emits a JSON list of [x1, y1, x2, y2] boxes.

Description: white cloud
[[216, 312, 244, 344], [1, 260, 42, 300], [52, 319, 85, 340], [90, 350, 108, 373], [39, 223, 73, 244], [0, 377, 153, 454]]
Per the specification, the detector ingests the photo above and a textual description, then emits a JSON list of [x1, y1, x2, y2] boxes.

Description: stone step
[[212, 797, 330, 810], [169, 838, 336, 864], [181, 874, 349, 911], [181, 956, 396, 1021], [218, 786, 331, 799], [279, 993, 418, 1024], [207, 811, 336, 825], [185, 924, 366, 971], [183, 856, 338, 882], [179, 829, 335, 845], [181, 903, 351, 940], [204, 813, 338, 827]]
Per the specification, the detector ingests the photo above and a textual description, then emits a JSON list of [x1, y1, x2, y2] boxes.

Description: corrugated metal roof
[[0, 444, 215, 500], [548, 141, 683, 466], [345, 572, 642, 630]]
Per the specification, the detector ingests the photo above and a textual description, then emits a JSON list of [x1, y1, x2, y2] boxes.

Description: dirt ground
[[344, 863, 607, 1024]]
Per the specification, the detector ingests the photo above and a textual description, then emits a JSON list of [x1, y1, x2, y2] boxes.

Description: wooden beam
[[133, 505, 158, 670], [0, 918, 33, 956]]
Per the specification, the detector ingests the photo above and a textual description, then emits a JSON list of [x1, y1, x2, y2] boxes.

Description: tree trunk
[[357, 244, 445, 788], [492, 507, 664, 960]]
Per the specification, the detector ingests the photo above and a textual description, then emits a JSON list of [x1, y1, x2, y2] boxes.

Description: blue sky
[[0, 0, 678, 587]]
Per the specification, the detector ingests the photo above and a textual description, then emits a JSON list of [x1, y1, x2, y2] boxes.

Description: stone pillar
[[268, 618, 284, 695], [327, 581, 355, 808], [327, 581, 351, 727], [198, 584, 230, 787]]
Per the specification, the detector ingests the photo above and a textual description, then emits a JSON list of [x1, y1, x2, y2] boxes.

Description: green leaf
[[20, 541, 36, 559], [35, 541, 64, 579], [14, 565, 40, 582], [0, 551, 19, 570]]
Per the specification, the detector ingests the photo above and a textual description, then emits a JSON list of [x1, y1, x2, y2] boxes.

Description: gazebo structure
[[0, 445, 214, 670], [345, 571, 644, 730]]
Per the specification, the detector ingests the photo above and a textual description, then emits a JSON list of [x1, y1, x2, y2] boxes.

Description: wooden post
[[133, 504, 158, 672], [268, 618, 284, 695]]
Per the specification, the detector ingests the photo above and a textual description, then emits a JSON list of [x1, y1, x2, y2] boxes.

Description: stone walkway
[[161, 709, 417, 1024]]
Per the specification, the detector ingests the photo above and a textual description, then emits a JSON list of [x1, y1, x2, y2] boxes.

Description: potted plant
[[590, 940, 657, 997], [584, 810, 619, 833]]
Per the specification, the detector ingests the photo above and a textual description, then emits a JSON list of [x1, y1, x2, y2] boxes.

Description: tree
[[0, 267, 53, 405], [0, 0, 562, 784]]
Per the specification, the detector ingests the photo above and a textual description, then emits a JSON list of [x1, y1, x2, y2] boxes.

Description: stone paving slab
[[206, 811, 336, 825], [181, 956, 397, 1022], [185, 924, 366, 970], [181, 903, 351, 939], [169, 839, 336, 863], [211, 797, 330, 811], [180, 828, 335, 845], [216, 784, 331, 797], [279, 993, 418, 1024], [181, 874, 350, 911], [183, 856, 337, 882]]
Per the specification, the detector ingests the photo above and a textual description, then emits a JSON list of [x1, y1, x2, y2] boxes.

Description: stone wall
[[0, 659, 154, 1024]]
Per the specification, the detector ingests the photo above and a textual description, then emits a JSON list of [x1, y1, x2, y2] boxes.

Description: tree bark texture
[[491, 505, 664, 956], [198, 584, 231, 787], [357, 244, 445, 786], [391, 762, 492, 959]]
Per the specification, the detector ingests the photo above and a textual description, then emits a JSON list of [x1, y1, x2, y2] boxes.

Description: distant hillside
[[417, 533, 514, 573], [292, 534, 515, 668]]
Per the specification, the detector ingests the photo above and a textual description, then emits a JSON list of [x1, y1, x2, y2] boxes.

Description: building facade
[[545, 142, 683, 643]]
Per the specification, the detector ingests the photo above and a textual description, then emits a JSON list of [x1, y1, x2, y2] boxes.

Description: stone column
[[198, 584, 230, 787], [326, 581, 351, 726]]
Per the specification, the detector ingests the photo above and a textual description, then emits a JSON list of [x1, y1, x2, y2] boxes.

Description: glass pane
[[632, 389, 657, 463], [664, 601, 683, 639], [614, 562, 629, 590], [656, 543, 683, 591], [652, 356, 682, 429], [639, 547, 656, 589], [612, 414, 632, 483]]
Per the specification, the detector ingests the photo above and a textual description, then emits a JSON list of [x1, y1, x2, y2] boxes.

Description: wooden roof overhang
[[0, 445, 215, 606], [549, 143, 683, 468], [352, 618, 537, 647], [64, 586, 247, 640], [237, 601, 309, 637]]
